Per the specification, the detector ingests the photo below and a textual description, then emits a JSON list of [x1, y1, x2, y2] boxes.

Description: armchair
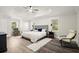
[[59, 30, 77, 48]]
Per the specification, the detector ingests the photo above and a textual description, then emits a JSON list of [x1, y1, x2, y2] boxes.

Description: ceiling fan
[[24, 6, 39, 13]]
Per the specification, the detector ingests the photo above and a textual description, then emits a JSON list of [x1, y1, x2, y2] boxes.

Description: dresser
[[0, 32, 7, 52]]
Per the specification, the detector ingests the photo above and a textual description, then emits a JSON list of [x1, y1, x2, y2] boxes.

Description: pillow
[[38, 28, 42, 32], [42, 29, 46, 32], [66, 32, 75, 38], [34, 30, 38, 32]]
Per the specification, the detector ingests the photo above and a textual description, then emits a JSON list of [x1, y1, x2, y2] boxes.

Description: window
[[51, 19, 59, 32]]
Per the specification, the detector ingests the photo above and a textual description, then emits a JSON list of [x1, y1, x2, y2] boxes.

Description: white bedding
[[22, 31, 46, 42]]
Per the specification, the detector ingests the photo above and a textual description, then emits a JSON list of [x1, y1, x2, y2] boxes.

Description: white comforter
[[22, 31, 46, 42]]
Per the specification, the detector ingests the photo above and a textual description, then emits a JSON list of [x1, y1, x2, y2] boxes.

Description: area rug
[[27, 38, 52, 52]]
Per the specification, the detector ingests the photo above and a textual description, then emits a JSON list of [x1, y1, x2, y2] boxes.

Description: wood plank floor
[[6, 36, 33, 53], [6, 36, 79, 53], [36, 38, 79, 53]]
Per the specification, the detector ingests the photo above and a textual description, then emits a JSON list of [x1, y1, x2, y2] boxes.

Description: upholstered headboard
[[34, 25, 48, 31], [34, 25, 48, 35]]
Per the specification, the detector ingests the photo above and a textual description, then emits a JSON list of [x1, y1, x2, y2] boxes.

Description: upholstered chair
[[59, 30, 77, 47]]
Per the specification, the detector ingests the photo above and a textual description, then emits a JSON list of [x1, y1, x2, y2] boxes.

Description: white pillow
[[42, 29, 46, 32], [34, 30, 38, 32], [66, 33, 75, 38]]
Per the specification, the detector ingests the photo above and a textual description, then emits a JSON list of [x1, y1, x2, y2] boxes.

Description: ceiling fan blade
[[24, 6, 30, 9], [23, 6, 39, 13]]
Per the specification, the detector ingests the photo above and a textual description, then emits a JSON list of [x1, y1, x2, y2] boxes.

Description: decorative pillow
[[38, 28, 42, 32], [66, 32, 75, 38], [34, 30, 38, 32]]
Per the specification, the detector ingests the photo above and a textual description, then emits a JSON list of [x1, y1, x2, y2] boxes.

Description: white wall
[[77, 12, 79, 33], [76, 12, 79, 46], [0, 18, 8, 34], [58, 14, 77, 36]]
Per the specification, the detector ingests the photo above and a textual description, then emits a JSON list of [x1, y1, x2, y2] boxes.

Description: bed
[[22, 31, 46, 42], [22, 25, 48, 43]]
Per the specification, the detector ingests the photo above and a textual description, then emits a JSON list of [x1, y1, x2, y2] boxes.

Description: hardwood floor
[[6, 36, 79, 53], [6, 36, 33, 53], [36, 38, 79, 53]]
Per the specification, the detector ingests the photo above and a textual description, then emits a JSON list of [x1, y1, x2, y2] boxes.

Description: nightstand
[[48, 31, 54, 38]]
